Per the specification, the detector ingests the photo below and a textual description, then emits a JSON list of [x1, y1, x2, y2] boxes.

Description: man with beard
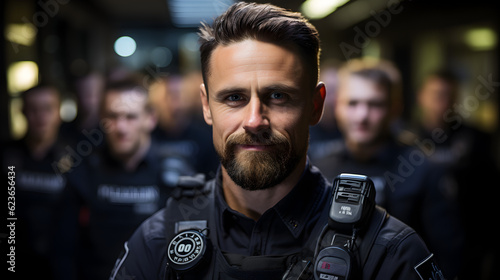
[[110, 3, 441, 279]]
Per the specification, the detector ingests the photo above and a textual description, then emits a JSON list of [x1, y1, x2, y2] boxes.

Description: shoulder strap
[[308, 205, 387, 270], [170, 174, 208, 199], [358, 206, 387, 267], [164, 174, 214, 233], [161, 175, 215, 280]]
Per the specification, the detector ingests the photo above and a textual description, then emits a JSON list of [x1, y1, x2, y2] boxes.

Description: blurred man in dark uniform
[[110, 3, 442, 280], [1, 84, 68, 279], [149, 73, 218, 178], [313, 59, 464, 278], [53, 78, 181, 279], [59, 71, 105, 148], [406, 70, 498, 279], [308, 62, 342, 161]]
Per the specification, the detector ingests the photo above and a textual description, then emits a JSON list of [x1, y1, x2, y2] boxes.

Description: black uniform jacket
[[111, 164, 435, 280], [53, 142, 172, 280], [313, 138, 463, 278]]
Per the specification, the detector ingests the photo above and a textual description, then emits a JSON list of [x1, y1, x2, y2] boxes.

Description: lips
[[237, 144, 273, 151]]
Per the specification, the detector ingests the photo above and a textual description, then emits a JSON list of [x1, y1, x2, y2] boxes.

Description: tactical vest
[[159, 175, 389, 280]]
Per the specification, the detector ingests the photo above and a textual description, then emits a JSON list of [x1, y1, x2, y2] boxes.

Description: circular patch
[[167, 230, 206, 270]]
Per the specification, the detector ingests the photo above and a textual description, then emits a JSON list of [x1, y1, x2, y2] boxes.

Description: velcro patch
[[414, 253, 445, 280]]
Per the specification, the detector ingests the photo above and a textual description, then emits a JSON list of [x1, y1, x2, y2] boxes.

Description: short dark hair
[[21, 84, 61, 105], [101, 77, 152, 113], [422, 68, 460, 102], [428, 69, 459, 85], [198, 2, 321, 93]]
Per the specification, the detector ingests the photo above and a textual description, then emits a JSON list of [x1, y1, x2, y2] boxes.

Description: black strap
[[170, 174, 208, 199], [359, 206, 387, 268], [162, 175, 214, 280], [310, 206, 387, 275]]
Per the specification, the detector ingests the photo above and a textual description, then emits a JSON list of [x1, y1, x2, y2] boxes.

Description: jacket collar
[[214, 161, 329, 239]]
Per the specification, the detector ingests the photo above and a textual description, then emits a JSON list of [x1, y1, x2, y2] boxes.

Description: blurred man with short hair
[[314, 59, 464, 278], [1, 84, 68, 279], [53, 78, 181, 280]]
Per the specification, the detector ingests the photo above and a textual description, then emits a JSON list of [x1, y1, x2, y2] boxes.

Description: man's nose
[[354, 103, 370, 120], [242, 98, 269, 134], [115, 116, 128, 132]]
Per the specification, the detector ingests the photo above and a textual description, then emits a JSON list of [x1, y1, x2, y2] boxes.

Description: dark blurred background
[[2, 0, 499, 165], [2, 0, 499, 279], [1, 0, 498, 144]]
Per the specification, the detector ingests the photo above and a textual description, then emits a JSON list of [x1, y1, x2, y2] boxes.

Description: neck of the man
[[159, 116, 190, 137], [221, 156, 307, 221], [346, 136, 387, 162], [26, 132, 57, 161], [78, 113, 99, 131], [420, 114, 446, 132], [120, 137, 151, 172]]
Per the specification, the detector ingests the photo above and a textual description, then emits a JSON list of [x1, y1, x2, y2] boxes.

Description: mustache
[[226, 130, 289, 147]]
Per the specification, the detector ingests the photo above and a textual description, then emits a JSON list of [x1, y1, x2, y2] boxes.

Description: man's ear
[[200, 83, 213, 125], [310, 82, 326, 125], [145, 109, 158, 133]]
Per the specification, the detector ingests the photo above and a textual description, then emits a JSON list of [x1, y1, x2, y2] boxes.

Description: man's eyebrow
[[213, 87, 247, 100], [261, 84, 301, 94], [214, 84, 300, 96]]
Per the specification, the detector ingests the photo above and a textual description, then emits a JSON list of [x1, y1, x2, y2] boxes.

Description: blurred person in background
[[59, 70, 105, 148], [1, 84, 68, 279], [313, 58, 464, 279], [403, 69, 498, 279], [150, 71, 218, 177], [308, 62, 342, 161], [52, 77, 181, 279]]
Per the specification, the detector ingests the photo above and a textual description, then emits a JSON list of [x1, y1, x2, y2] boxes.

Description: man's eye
[[369, 101, 386, 109], [105, 113, 118, 120], [126, 114, 139, 120], [270, 92, 284, 99], [227, 94, 243, 102]]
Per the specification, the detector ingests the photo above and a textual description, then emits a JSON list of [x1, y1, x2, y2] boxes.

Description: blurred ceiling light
[[180, 32, 200, 53], [168, 0, 234, 27], [7, 61, 39, 96], [151, 47, 173, 67], [114, 36, 137, 57], [465, 27, 497, 51], [301, 0, 351, 20], [60, 99, 78, 122], [5, 23, 37, 47], [10, 97, 27, 140]]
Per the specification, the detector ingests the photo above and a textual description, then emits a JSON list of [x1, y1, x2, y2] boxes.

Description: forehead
[[208, 39, 305, 90], [24, 88, 59, 105], [103, 90, 148, 112], [339, 74, 388, 100], [423, 77, 453, 92]]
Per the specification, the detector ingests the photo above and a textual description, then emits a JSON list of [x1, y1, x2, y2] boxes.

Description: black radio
[[314, 173, 376, 280], [329, 173, 376, 231]]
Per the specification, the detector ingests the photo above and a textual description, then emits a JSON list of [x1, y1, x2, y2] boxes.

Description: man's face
[[418, 77, 456, 123], [336, 75, 390, 146], [101, 90, 155, 158], [76, 73, 104, 116], [23, 88, 61, 141], [201, 39, 324, 191]]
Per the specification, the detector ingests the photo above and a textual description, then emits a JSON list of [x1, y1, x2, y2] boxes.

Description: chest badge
[[167, 230, 208, 271]]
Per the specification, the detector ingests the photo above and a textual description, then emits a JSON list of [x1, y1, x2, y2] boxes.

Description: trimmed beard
[[218, 130, 302, 191]]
